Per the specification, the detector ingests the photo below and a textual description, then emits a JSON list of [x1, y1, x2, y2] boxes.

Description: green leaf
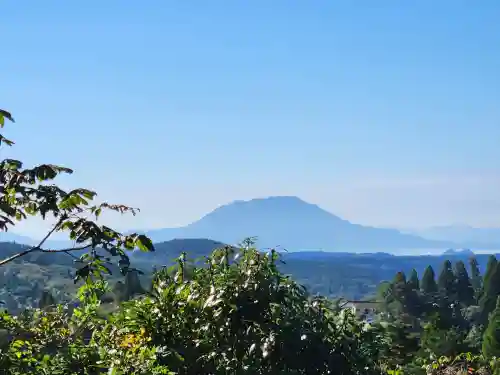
[[0, 135, 14, 146], [136, 234, 154, 252], [74, 265, 90, 283], [0, 109, 14, 123]]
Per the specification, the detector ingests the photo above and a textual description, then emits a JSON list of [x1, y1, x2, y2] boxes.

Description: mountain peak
[[230, 196, 308, 205], [226, 196, 313, 210], [141, 195, 456, 251], [206, 196, 341, 222]]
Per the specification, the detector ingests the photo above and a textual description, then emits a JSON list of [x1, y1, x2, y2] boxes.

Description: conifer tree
[[392, 272, 407, 297], [482, 296, 500, 358], [480, 262, 500, 323], [469, 257, 482, 302], [421, 265, 437, 295], [124, 269, 145, 300], [384, 272, 408, 316], [454, 260, 474, 306], [405, 269, 423, 318], [483, 256, 498, 297], [112, 281, 127, 302], [438, 260, 456, 299], [407, 269, 419, 291], [38, 289, 56, 309]]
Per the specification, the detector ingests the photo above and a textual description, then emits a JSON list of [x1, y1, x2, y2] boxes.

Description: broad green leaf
[[0, 109, 14, 123], [136, 234, 154, 252]]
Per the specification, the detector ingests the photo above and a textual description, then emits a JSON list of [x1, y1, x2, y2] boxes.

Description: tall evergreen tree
[[383, 272, 408, 316], [482, 296, 500, 358], [112, 281, 127, 302], [438, 260, 456, 299], [421, 265, 437, 295], [405, 269, 423, 318], [480, 262, 500, 323], [124, 269, 145, 299], [407, 269, 419, 291], [454, 260, 474, 306], [483, 256, 498, 298], [391, 272, 407, 300], [112, 270, 146, 302], [39, 289, 56, 309], [469, 257, 482, 302]]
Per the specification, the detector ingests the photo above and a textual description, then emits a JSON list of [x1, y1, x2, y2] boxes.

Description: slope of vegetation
[[4, 244, 500, 374]]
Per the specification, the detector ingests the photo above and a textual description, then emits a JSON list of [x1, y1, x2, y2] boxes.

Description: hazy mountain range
[[2, 196, 500, 252], [406, 225, 500, 248]]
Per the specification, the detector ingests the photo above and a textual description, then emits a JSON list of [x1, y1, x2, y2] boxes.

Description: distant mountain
[[137, 196, 457, 252], [443, 248, 475, 257], [408, 225, 500, 248], [0, 232, 73, 249], [0, 232, 38, 246]]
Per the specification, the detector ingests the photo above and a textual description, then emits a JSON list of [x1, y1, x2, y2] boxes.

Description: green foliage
[[421, 353, 493, 375], [0, 245, 386, 374], [483, 297, 500, 359], [0, 280, 171, 374], [381, 320, 420, 368], [420, 321, 469, 358], [378, 255, 496, 370]]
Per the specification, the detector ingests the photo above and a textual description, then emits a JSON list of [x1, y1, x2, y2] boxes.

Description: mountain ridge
[[408, 225, 500, 248], [136, 196, 460, 251], [6, 196, 499, 252]]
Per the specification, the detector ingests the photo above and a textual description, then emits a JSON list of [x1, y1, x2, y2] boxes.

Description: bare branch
[[0, 247, 40, 266], [0, 216, 66, 266], [39, 244, 91, 254], [36, 216, 66, 249]]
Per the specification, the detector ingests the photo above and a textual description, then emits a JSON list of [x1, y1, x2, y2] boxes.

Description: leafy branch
[[0, 108, 154, 280]]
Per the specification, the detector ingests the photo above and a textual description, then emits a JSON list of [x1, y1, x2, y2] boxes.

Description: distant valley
[[0, 236, 497, 313]]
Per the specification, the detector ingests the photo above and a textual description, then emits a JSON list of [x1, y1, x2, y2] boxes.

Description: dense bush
[[0, 246, 388, 374]]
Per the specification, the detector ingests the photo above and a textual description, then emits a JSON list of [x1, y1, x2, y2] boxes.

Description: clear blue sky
[[1, 1, 499, 236]]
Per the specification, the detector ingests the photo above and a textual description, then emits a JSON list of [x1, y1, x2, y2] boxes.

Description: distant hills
[[1, 238, 498, 306], [132, 238, 226, 264], [136, 196, 460, 252]]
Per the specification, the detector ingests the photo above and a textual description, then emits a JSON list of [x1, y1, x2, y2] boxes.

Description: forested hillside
[[3, 237, 497, 313]]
